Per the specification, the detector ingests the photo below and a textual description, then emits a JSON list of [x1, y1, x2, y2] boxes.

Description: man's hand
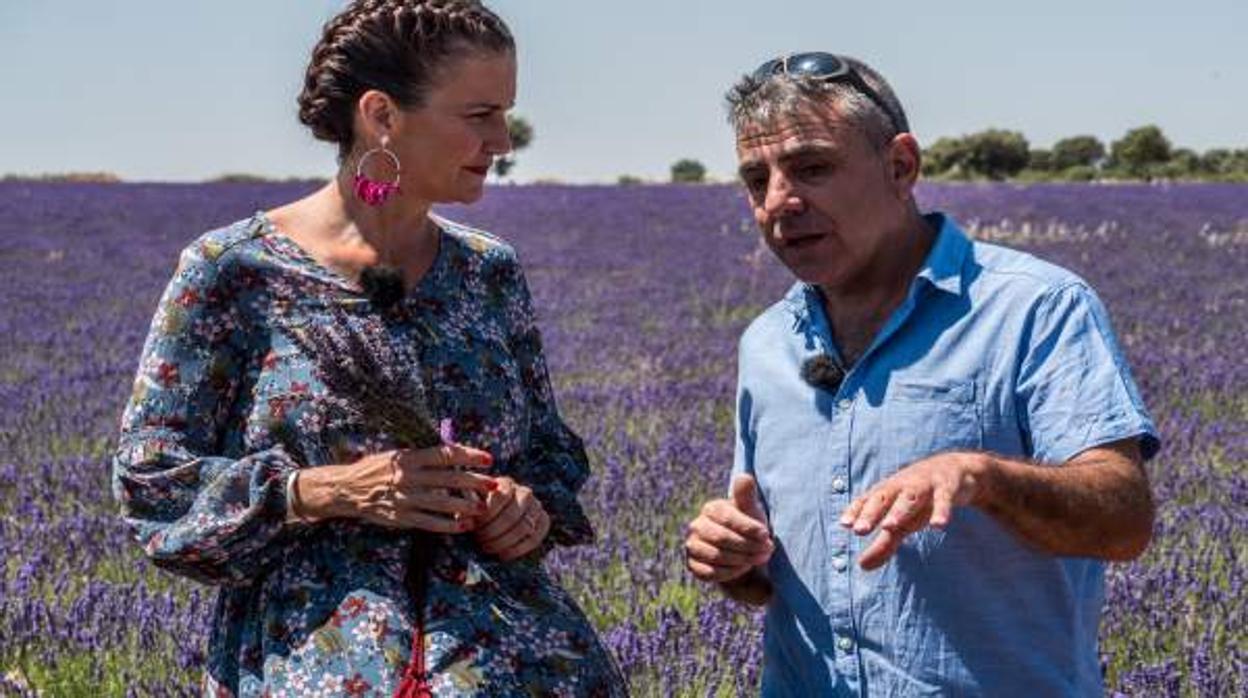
[[685, 475, 774, 584], [840, 452, 989, 570]]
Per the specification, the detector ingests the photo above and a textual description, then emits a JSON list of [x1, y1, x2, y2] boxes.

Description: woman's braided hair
[[298, 0, 513, 160]]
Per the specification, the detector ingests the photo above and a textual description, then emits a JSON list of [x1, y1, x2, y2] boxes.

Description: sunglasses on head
[[752, 52, 905, 135]]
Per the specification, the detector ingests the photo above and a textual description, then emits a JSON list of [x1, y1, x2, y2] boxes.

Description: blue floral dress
[[113, 212, 625, 697]]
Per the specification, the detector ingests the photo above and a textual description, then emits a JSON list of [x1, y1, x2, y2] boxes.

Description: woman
[[112, 1, 624, 695]]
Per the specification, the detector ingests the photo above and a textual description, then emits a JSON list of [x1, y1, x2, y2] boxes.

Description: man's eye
[[744, 176, 767, 193], [796, 163, 829, 178]]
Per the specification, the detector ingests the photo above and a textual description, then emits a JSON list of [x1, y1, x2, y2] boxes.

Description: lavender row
[[1, 182, 1244, 696]]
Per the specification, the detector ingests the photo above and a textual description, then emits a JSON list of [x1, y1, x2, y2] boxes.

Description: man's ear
[[888, 133, 922, 199]]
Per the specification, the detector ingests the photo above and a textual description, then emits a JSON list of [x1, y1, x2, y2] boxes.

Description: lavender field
[[0, 181, 1244, 696]]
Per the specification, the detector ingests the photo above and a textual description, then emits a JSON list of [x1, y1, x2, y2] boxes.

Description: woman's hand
[[293, 443, 497, 533], [473, 477, 551, 561]]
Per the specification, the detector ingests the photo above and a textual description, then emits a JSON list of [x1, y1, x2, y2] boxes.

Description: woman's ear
[[355, 90, 399, 145]]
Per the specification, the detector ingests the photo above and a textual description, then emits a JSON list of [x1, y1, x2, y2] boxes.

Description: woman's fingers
[[484, 508, 542, 557], [397, 444, 494, 470], [392, 509, 477, 534], [477, 496, 526, 545], [400, 469, 499, 495], [396, 489, 489, 518], [506, 512, 551, 560]]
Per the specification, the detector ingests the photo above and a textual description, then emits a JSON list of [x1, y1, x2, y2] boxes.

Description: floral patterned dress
[[113, 212, 626, 697]]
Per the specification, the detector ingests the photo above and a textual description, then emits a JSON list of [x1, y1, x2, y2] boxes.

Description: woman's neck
[[327, 169, 438, 268]]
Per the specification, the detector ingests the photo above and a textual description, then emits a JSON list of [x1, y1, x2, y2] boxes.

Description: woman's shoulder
[[433, 214, 518, 268], [176, 214, 270, 273]]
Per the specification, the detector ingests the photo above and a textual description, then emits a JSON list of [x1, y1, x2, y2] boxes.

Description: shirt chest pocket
[[873, 379, 982, 472]]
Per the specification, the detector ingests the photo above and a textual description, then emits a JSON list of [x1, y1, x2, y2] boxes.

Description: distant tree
[[922, 136, 968, 177], [211, 173, 271, 183], [493, 115, 534, 178], [1169, 148, 1200, 176], [617, 174, 644, 185], [1196, 148, 1248, 179], [1199, 148, 1234, 176], [1028, 148, 1055, 172], [670, 158, 707, 183], [1108, 125, 1171, 178], [3, 171, 121, 183], [1051, 135, 1106, 170], [962, 129, 1030, 180], [1060, 165, 1098, 182]]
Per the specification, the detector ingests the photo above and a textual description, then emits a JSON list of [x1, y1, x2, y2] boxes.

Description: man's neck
[[819, 212, 936, 364]]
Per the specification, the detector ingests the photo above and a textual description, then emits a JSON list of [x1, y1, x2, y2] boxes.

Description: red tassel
[[394, 614, 432, 698]]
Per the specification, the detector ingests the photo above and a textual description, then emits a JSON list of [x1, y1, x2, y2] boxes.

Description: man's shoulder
[[966, 237, 1091, 302]]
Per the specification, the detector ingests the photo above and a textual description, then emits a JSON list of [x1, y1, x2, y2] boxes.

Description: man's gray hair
[[725, 55, 910, 152]]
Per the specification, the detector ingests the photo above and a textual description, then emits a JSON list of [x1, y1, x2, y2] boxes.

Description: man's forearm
[[973, 443, 1154, 560]]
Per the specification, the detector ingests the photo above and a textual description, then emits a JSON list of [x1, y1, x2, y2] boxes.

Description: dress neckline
[[252, 210, 450, 300]]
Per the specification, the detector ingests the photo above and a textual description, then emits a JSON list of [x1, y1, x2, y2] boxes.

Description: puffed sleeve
[[112, 239, 301, 586], [1015, 282, 1161, 465], [500, 256, 595, 547]]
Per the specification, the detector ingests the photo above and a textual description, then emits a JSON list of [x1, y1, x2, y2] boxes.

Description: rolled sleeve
[[1015, 282, 1160, 464]]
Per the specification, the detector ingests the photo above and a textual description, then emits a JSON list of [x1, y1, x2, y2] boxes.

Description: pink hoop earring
[[353, 138, 402, 206]]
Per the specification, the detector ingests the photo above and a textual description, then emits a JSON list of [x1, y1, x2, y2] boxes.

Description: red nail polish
[[483, 453, 494, 466], [484, 479, 499, 492]]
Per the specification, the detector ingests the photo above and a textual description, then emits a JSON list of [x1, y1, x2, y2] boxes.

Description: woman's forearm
[[290, 466, 352, 522]]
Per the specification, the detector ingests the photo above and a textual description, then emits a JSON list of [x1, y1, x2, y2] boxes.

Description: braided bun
[[297, 0, 513, 159]]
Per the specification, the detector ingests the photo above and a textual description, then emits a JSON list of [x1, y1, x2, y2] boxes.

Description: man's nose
[[763, 174, 804, 220]]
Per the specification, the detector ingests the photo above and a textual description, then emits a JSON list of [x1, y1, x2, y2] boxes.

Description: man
[[683, 53, 1158, 696]]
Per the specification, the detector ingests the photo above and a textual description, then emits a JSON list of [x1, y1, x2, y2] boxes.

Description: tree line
[[663, 125, 1246, 184], [922, 125, 1248, 182]]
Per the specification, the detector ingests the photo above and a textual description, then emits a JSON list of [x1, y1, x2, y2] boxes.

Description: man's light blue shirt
[[733, 213, 1159, 696]]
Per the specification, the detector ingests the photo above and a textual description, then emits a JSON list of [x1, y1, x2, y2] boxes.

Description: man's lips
[[780, 233, 824, 249]]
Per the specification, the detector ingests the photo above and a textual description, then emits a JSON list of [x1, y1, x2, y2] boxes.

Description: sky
[[1, 0, 1244, 183]]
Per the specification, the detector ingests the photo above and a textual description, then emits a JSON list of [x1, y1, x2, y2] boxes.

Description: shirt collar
[[915, 212, 970, 297], [783, 211, 971, 333]]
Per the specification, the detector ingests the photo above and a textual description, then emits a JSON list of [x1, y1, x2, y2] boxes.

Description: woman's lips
[[465, 165, 491, 176]]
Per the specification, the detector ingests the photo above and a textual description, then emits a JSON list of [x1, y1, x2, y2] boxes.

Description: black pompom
[[800, 354, 845, 393], [359, 264, 406, 310]]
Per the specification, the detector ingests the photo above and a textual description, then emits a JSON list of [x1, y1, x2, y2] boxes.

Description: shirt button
[[832, 477, 848, 493], [832, 556, 848, 572], [837, 635, 855, 652], [836, 398, 853, 411]]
